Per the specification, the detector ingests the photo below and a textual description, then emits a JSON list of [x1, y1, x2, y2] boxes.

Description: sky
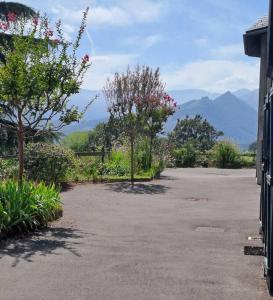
[[17, 0, 269, 92]]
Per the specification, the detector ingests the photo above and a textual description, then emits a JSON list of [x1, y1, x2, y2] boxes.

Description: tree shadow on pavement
[[0, 227, 83, 267], [107, 182, 170, 195]]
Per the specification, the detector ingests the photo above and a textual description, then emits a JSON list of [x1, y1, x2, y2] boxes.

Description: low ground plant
[[0, 180, 61, 234]]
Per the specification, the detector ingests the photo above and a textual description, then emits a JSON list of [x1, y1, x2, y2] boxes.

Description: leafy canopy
[[170, 115, 223, 152], [0, 9, 91, 135]]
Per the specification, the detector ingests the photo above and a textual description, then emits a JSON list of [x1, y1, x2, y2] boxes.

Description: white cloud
[[82, 53, 139, 90], [210, 43, 244, 59], [124, 34, 163, 49], [62, 23, 76, 41], [89, 6, 129, 26], [162, 59, 260, 92], [51, 1, 166, 27]]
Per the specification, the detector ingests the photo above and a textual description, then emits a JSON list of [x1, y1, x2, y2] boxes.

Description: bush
[[98, 151, 130, 176], [173, 143, 197, 167], [0, 158, 18, 180], [24, 143, 75, 185], [240, 154, 256, 168], [211, 141, 241, 168], [0, 180, 61, 233], [135, 138, 150, 172], [149, 160, 165, 178]]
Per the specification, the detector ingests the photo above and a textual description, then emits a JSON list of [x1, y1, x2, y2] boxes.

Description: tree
[[62, 131, 90, 152], [88, 120, 118, 153], [104, 65, 175, 183], [0, 8, 91, 184], [104, 67, 142, 183], [141, 89, 176, 168], [170, 115, 223, 152], [0, 2, 37, 62]]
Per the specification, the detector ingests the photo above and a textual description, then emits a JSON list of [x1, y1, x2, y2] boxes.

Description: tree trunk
[[130, 135, 134, 185], [18, 115, 25, 185]]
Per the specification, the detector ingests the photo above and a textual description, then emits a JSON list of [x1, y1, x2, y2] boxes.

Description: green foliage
[[24, 143, 75, 184], [62, 131, 90, 152], [135, 137, 150, 172], [0, 9, 90, 183], [98, 151, 130, 177], [170, 115, 223, 152], [148, 160, 165, 178], [0, 158, 18, 179], [0, 180, 61, 233], [173, 143, 197, 168], [88, 121, 117, 152], [104, 65, 174, 182], [240, 153, 256, 168], [211, 141, 241, 169]]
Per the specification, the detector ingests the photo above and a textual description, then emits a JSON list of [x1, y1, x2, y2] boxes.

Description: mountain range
[[63, 88, 259, 148], [166, 92, 257, 148]]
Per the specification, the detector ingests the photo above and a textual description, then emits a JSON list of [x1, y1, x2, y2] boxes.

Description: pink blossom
[[0, 22, 9, 31], [33, 17, 39, 26], [45, 30, 53, 37], [82, 54, 90, 63], [7, 12, 17, 22], [52, 39, 60, 45]]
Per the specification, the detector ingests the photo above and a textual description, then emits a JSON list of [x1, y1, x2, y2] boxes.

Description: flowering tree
[[135, 68, 177, 167], [0, 8, 91, 184], [104, 65, 176, 182]]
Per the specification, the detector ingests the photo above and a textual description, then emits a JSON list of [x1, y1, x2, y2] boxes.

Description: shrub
[[135, 138, 150, 172], [0, 180, 61, 233], [24, 143, 75, 185], [149, 160, 165, 178], [173, 143, 197, 167], [98, 151, 130, 176], [211, 141, 241, 168], [0, 158, 18, 180], [240, 154, 256, 168]]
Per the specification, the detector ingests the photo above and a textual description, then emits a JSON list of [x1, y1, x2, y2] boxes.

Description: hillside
[[166, 92, 257, 148]]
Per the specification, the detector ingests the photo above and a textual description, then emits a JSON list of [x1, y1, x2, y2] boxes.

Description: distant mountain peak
[[166, 90, 258, 148], [222, 91, 233, 96], [201, 96, 210, 101]]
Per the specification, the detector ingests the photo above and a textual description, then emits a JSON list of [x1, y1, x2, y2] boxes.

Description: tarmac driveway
[[0, 168, 270, 300]]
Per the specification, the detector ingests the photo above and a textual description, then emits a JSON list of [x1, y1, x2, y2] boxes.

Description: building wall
[[257, 33, 272, 184]]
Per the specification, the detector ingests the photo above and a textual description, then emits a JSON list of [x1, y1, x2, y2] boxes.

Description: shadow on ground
[[107, 182, 170, 195], [159, 174, 178, 181], [0, 227, 83, 267]]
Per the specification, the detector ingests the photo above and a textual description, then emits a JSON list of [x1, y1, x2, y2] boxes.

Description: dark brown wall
[[257, 33, 272, 184]]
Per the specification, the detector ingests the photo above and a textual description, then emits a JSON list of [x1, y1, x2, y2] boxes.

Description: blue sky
[[18, 0, 268, 92]]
